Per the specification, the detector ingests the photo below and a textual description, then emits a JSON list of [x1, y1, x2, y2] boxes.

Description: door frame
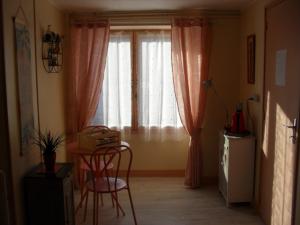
[[0, 0, 16, 224], [291, 104, 300, 225], [262, 0, 300, 224]]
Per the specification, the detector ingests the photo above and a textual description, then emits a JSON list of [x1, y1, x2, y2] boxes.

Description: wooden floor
[[75, 177, 265, 225]]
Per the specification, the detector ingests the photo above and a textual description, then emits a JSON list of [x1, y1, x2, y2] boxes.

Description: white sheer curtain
[[92, 30, 182, 132], [92, 32, 131, 128], [138, 31, 182, 128]]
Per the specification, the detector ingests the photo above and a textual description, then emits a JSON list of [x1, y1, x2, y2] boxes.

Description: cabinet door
[[25, 179, 65, 225], [227, 137, 255, 203], [63, 175, 75, 225]]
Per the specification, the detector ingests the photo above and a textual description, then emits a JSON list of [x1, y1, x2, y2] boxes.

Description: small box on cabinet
[[78, 129, 121, 150]]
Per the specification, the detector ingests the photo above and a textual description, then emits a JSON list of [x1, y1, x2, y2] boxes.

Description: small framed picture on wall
[[247, 34, 256, 84]]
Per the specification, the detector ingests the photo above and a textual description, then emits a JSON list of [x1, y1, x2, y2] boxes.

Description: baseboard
[[121, 170, 218, 184], [126, 170, 185, 177]]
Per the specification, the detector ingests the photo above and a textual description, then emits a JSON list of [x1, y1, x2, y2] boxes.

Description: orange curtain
[[66, 20, 110, 139], [171, 18, 212, 188]]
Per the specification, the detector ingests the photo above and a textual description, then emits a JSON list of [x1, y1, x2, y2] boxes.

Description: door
[[260, 0, 300, 225]]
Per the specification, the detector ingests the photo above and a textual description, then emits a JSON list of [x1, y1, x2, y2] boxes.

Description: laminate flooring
[[75, 177, 265, 225]]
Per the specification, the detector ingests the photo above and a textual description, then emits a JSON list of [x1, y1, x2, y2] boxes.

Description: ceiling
[[50, 0, 254, 12]]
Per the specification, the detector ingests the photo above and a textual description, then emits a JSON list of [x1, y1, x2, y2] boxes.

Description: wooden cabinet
[[219, 134, 255, 206], [24, 163, 75, 225]]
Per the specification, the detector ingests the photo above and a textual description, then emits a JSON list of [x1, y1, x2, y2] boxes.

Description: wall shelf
[[42, 25, 63, 73]]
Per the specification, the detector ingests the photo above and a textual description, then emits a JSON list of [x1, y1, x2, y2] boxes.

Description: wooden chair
[[84, 145, 138, 225]]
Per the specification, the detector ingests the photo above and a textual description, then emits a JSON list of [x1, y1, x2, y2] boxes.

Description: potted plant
[[33, 130, 64, 173]]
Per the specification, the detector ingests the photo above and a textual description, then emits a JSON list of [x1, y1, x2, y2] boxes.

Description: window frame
[[106, 28, 177, 130]]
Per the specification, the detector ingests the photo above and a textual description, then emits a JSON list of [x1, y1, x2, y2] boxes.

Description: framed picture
[[13, 16, 35, 156], [247, 34, 256, 84]]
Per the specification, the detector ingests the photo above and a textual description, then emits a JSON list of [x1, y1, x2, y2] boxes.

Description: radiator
[[0, 170, 9, 225]]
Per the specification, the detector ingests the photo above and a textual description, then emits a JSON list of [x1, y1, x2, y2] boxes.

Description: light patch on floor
[[75, 177, 264, 225]]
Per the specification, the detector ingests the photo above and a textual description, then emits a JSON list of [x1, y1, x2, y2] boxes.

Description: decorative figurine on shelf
[[33, 130, 64, 173]]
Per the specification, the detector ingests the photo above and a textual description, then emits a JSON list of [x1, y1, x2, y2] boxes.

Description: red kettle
[[230, 103, 245, 134]]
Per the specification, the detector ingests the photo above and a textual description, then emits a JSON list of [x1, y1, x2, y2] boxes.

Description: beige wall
[[3, 1, 241, 222], [122, 130, 189, 172], [63, 14, 241, 178], [63, 13, 240, 179], [203, 16, 241, 178], [239, 0, 272, 217], [3, 1, 40, 224], [2, 0, 66, 224], [124, 16, 241, 179], [35, 0, 67, 162], [62, 13, 241, 178]]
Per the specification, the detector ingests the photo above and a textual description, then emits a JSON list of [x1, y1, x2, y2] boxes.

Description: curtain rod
[[69, 10, 240, 26], [69, 10, 240, 18], [70, 17, 171, 26]]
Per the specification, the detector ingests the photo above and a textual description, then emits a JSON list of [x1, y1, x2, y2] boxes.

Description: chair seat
[[80, 161, 113, 171], [87, 177, 127, 193]]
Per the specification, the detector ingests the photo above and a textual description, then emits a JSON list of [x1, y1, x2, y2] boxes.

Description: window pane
[[92, 32, 132, 128], [137, 31, 182, 128]]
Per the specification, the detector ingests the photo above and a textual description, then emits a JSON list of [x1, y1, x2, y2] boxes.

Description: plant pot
[[43, 152, 56, 173]]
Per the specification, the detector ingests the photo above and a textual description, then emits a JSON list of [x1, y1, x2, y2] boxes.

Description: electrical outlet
[[248, 94, 259, 102]]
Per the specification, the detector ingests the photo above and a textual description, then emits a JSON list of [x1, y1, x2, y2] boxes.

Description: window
[[137, 32, 181, 128], [92, 30, 182, 129], [92, 32, 132, 128]]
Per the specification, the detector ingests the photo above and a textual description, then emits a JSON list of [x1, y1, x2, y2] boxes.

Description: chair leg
[[76, 188, 87, 214], [93, 192, 96, 225], [111, 193, 115, 208], [76, 170, 86, 213], [114, 192, 120, 217], [127, 188, 138, 225], [100, 193, 104, 206], [96, 193, 99, 225], [111, 192, 125, 216], [83, 190, 89, 222], [108, 170, 115, 208], [79, 170, 83, 207]]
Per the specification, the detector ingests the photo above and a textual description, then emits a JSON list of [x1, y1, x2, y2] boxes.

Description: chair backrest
[[88, 145, 133, 191]]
